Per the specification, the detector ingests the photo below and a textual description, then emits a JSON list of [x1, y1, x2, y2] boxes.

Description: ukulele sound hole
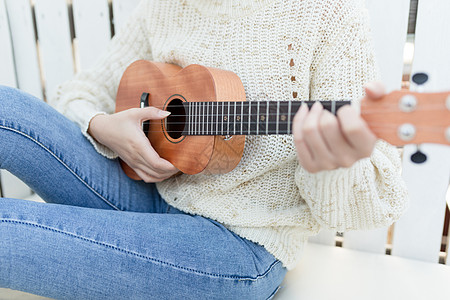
[[165, 98, 186, 140]]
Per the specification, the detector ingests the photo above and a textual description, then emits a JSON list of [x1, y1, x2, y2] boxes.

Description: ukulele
[[115, 60, 450, 180]]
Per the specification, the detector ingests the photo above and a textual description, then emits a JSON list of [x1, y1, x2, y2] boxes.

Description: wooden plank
[[0, 171, 32, 199], [410, 0, 450, 92], [365, 0, 410, 93], [391, 0, 450, 263], [34, 0, 74, 100], [112, 0, 140, 33], [341, 0, 410, 253], [72, 0, 111, 71], [5, 0, 42, 99], [393, 144, 450, 263], [0, 0, 17, 87]]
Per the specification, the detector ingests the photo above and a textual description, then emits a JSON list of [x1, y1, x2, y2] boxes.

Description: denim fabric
[[0, 86, 287, 299]]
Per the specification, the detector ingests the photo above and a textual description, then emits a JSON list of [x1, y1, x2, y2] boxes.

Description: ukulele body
[[115, 60, 246, 179]]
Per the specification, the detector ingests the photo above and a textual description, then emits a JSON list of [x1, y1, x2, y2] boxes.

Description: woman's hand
[[88, 107, 179, 182], [292, 82, 385, 173]]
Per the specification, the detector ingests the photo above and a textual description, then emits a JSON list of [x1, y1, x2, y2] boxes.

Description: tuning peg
[[411, 148, 427, 164], [412, 73, 429, 86]]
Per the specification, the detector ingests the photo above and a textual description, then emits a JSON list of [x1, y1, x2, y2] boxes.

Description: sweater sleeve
[[47, 0, 152, 159], [295, 0, 409, 231]]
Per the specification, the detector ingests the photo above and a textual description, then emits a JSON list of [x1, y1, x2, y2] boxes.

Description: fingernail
[[312, 101, 323, 111], [364, 82, 385, 95], [159, 110, 171, 117]]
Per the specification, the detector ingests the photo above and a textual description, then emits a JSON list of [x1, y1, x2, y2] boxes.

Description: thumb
[[138, 106, 171, 121], [364, 81, 386, 100]]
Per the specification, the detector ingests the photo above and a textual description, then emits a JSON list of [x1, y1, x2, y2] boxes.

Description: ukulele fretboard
[[176, 100, 350, 136]]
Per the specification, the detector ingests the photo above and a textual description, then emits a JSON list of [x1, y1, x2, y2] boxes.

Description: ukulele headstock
[[360, 86, 450, 149]]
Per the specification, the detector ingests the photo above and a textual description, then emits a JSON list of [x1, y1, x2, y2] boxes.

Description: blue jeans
[[0, 86, 286, 299]]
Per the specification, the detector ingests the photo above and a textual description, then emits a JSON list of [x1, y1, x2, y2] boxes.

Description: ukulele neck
[[181, 100, 351, 136]]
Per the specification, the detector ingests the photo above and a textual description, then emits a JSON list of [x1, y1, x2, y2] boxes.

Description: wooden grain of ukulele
[[115, 60, 450, 180]]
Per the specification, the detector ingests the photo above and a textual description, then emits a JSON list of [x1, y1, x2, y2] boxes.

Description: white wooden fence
[[0, 0, 140, 199], [0, 0, 450, 298]]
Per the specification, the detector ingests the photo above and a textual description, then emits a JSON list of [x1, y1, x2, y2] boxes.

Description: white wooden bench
[[0, 0, 449, 299]]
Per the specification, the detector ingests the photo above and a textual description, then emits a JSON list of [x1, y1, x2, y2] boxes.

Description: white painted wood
[[343, 227, 388, 254], [34, 0, 74, 100], [0, 171, 32, 199], [337, 0, 409, 253], [308, 230, 336, 246], [5, 0, 42, 99], [72, 0, 111, 71], [365, 0, 410, 93], [392, 144, 450, 263], [0, 0, 17, 87], [410, 0, 450, 92], [112, 0, 140, 32], [276, 243, 450, 300], [391, 0, 450, 263]]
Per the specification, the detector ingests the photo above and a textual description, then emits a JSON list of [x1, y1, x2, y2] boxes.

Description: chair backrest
[[0, 0, 140, 198], [310, 0, 450, 265], [1, 0, 449, 264]]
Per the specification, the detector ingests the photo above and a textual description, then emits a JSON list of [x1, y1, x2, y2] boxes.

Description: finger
[[319, 110, 360, 168], [363, 81, 386, 100], [337, 105, 377, 157], [302, 102, 334, 165], [293, 103, 314, 163], [134, 168, 164, 183], [134, 106, 171, 121]]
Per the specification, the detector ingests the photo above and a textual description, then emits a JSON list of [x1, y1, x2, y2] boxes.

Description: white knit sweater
[[49, 0, 408, 270]]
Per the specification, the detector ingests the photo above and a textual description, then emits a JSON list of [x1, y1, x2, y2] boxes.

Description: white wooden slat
[[34, 0, 74, 100], [308, 230, 336, 246], [341, 0, 410, 253], [72, 0, 111, 71], [393, 144, 450, 263], [0, 171, 32, 199], [5, 0, 42, 99], [391, 0, 450, 263], [365, 0, 411, 93], [112, 0, 141, 33], [410, 0, 450, 92], [0, 0, 17, 87]]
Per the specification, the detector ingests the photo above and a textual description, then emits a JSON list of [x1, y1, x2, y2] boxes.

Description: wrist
[[87, 113, 108, 141]]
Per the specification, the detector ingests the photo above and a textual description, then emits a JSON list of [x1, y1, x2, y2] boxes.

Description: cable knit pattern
[[48, 0, 408, 269]]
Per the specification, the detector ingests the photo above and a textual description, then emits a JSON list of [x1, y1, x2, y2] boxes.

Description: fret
[[223, 101, 229, 135], [247, 101, 252, 135], [256, 101, 260, 135], [187, 102, 191, 135], [278, 102, 289, 134], [257, 101, 267, 136], [227, 101, 231, 135], [201, 102, 205, 135], [240, 101, 244, 135], [250, 102, 258, 134], [233, 101, 237, 135], [214, 101, 218, 135], [235, 101, 243, 135], [241, 101, 249, 134], [221, 102, 224, 135], [276, 101, 280, 134], [266, 101, 269, 135], [267, 101, 278, 134]]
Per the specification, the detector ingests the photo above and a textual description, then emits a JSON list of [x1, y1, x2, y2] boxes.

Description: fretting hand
[[292, 82, 385, 173], [88, 107, 179, 182]]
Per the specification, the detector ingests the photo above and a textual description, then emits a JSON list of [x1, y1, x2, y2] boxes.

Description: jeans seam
[[0, 125, 120, 211], [1, 219, 281, 281]]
